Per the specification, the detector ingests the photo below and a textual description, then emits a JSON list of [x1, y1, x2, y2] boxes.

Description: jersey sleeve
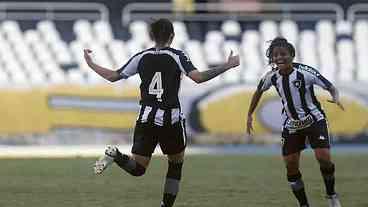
[[296, 63, 333, 90], [257, 71, 273, 92], [116, 53, 142, 79], [308, 71, 333, 90], [178, 51, 196, 75]]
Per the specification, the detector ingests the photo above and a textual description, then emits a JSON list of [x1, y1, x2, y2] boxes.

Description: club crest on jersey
[[293, 80, 302, 88]]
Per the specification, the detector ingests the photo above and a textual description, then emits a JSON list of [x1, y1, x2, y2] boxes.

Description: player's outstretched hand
[[246, 115, 254, 135], [226, 50, 240, 69], [327, 99, 345, 111], [83, 49, 93, 65]]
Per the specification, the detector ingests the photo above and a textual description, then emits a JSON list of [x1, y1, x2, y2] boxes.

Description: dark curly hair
[[149, 18, 174, 45], [266, 37, 295, 64]]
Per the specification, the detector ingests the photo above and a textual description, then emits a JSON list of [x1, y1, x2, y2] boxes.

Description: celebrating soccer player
[[246, 37, 344, 207], [84, 18, 239, 207]]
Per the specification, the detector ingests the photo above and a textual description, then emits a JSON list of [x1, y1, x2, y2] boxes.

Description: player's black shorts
[[281, 119, 330, 156], [131, 119, 187, 157]]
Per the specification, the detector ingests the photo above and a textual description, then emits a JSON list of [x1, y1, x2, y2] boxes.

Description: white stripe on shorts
[[141, 106, 152, 123], [180, 119, 186, 146], [171, 108, 180, 124], [154, 109, 164, 126]]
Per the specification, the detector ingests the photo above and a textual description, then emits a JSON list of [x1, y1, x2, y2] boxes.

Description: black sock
[[288, 172, 309, 206], [161, 161, 183, 207], [113, 150, 146, 176], [320, 163, 336, 195]]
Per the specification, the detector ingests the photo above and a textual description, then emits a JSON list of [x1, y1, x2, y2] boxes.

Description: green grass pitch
[[0, 154, 367, 207]]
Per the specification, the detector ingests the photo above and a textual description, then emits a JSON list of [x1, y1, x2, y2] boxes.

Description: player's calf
[[287, 172, 310, 207], [318, 159, 336, 196], [114, 149, 146, 176], [160, 161, 183, 207]]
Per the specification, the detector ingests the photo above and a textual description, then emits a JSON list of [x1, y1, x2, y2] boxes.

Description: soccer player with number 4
[[84, 18, 239, 207], [246, 37, 344, 207]]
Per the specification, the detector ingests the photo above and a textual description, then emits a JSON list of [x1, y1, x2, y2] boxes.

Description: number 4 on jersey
[[149, 72, 163, 102]]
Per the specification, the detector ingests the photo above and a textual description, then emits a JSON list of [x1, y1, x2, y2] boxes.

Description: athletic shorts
[[131, 119, 187, 157], [281, 119, 330, 156]]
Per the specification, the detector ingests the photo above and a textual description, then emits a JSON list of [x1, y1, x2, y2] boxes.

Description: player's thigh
[[313, 148, 332, 164], [281, 129, 307, 156], [131, 122, 158, 158], [308, 120, 330, 150], [283, 151, 301, 170], [159, 120, 187, 156]]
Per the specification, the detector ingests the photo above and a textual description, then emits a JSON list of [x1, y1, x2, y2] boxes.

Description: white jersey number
[[149, 72, 163, 101]]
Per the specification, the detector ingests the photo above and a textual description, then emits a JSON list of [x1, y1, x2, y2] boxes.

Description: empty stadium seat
[[173, 21, 189, 49], [319, 51, 337, 82], [221, 20, 241, 37], [316, 20, 335, 46], [242, 30, 260, 48], [337, 39, 355, 82], [73, 19, 94, 43], [24, 30, 41, 44], [0, 17, 366, 88], [336, 20, 353, 36], [108, 40, 129, 68], [93, 20, 114, 44], [354, 20, 368, 56], [185, 40, 207, 71], [205, 30, 225, 45], [48, 71, 66, 84], [28, 70, 47, 86], [67, 69, 87, 84], [204, 43, 224, 66], [279, 20, 298, 47], [259, 20, 278, 42], [37, 20, 60, 43], [0, 70, 10, 86], [1, 20, 23, 43], [9, 70, 28, 86], [51, 42, 74, 65], [259, 20, 278, 61], [241, 41, 263, 83], [356, 52, 368, 82], [299, 30, 318, 68]]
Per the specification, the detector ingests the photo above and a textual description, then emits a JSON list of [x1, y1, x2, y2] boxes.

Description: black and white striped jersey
[[116, 47, 196, 126], [257, 63, 333, 127]]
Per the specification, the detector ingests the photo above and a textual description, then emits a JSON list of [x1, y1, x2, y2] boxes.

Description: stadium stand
[[0, 1, 367, 88]]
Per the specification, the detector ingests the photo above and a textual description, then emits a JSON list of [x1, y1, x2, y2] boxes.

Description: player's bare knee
[[286, 160, 299, 174], [132, 164, 146, 177], [167, 151, 184, 163], [317, 158, 334, 169]]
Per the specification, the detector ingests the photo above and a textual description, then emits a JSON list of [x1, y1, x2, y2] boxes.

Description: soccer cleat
[[327, 194, 342, 207], [104, 145, 118, 157], [93, 146, 118, 174]]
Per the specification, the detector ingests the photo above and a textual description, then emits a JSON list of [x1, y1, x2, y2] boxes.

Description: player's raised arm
[[83, 49, 122, 82], [187, 50, 240, 83]]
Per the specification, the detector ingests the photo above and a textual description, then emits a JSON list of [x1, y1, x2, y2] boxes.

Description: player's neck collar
[[278, 67, 294, 76]]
